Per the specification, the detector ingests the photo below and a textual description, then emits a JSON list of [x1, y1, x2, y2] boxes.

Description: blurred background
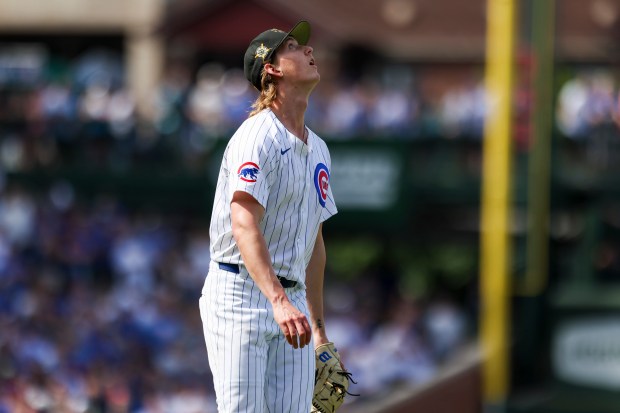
[[0, 0, 619, 412]]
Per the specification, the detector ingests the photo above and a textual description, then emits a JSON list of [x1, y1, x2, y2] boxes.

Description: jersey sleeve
[[225, 120, 276, 209], [320, 150, 338, 222], [320, 182, 337, 222]]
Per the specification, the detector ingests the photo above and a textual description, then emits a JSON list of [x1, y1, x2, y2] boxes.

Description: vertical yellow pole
[[480, 0, 516, 408]]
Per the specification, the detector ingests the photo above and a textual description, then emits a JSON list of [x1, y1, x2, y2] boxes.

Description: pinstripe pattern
[[202, 109, 336, 412], [200, 263, 314, 413], [209, 109, 337, 287]]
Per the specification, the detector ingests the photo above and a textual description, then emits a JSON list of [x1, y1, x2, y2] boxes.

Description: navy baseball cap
[[243, 20, 311, 91]]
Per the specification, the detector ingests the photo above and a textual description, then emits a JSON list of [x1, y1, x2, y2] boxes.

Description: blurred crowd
[[2, 49, 620, 174], [0, 184, 469, 413], [0, 184, 216, 412], [0, 49, 487, 173], [555, 69, 620, 169], [556, 70, 620, 139]]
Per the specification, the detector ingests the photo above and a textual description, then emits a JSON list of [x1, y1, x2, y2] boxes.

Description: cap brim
[[288, 20, 311, 46], [270, 20, 311, 59]]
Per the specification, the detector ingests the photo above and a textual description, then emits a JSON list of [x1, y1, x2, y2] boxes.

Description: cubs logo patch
[[238, 162, 260, 182], [314, 163, 330, 207]]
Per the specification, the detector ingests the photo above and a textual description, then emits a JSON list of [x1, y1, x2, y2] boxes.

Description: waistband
[[217, 262, 298, 289]]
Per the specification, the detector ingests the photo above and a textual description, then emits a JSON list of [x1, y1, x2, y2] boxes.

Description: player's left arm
[[306, 223, 329, 347]]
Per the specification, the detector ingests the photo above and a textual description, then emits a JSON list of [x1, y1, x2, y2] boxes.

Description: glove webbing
[[314, 371, 360, 407], [336, 371, 359, 397]]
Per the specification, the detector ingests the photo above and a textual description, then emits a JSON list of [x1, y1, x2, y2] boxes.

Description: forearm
[[231, 191, 312, 348], [231, 195, 287, 305], [306, 225, 329, 346]]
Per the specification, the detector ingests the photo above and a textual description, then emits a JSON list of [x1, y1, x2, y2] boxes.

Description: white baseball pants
[[199, 262, 314, 413]]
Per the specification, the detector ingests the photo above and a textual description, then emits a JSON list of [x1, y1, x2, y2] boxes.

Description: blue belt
[[217, 262, 298, 288]]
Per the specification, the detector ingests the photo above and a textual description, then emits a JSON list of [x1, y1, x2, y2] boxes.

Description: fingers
[[281, 315, 312, 349], [300, 317, 312, 347], [274, 300, 313, 349], [293, 318, 312, 349], [282, 326, 295, 347]]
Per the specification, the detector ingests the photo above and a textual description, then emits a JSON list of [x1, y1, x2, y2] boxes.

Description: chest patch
[[314, 163, 330, 207]]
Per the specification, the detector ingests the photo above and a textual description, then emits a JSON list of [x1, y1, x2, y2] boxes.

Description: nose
[[304, 45, 313, 55]]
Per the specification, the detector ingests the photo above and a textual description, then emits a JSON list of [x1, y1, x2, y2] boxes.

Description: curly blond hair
[[249, 69, 278, 117]]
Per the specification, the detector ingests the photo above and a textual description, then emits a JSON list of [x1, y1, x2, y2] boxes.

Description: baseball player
[[199, 20, 338, 412]]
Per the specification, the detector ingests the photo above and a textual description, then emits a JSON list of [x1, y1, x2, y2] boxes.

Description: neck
[[270, 91, 309, 142]]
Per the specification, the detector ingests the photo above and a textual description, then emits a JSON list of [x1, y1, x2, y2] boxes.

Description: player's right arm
[[231, 190, 312, 349]]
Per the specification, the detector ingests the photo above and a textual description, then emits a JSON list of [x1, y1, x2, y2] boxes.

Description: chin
[[301, 74, 321, 93], [311, 72, 321, 85]]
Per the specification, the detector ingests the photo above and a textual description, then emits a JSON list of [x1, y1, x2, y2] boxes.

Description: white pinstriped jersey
[[209, 109, 337, 287]]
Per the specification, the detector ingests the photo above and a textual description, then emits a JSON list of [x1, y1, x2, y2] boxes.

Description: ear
[[264, 63, 283, 80]]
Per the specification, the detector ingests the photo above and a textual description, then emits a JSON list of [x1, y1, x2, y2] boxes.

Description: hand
[[272, 298, 312, 349]]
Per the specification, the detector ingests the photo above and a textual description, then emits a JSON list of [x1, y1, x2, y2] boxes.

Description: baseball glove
[[311, 342, 358, 413]]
